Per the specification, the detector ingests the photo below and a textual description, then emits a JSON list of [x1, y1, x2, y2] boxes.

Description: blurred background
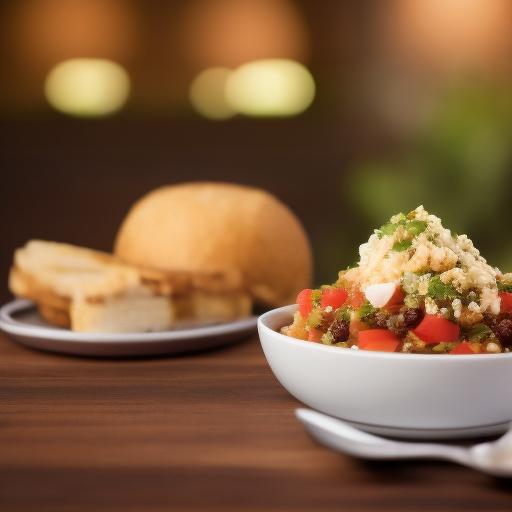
[[2, 0, 512, 305]]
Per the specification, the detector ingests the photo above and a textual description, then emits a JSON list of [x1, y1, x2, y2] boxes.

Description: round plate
[[0, 299, 258, 357]]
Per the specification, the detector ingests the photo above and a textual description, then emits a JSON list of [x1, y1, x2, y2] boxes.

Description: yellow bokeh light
[[225, 59, 315, 117], [44, 58, 130, 117], [189, 67, 237, 120]]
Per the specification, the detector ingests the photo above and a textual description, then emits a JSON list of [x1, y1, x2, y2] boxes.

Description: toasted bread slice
[[9, 240, 252, 333]]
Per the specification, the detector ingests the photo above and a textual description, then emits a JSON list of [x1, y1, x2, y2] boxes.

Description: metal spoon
[[296, 408, 512, 477]]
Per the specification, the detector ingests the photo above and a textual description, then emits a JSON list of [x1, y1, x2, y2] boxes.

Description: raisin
[[386, 315, 408, 338], [331, 321, 350, 343], [403, 308, 424, 327], [493, 319, 512, 347], [373, 312, 389, 329]]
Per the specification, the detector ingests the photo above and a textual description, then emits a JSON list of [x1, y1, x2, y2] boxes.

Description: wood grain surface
[[1, 116, 512, 511], [1, 329, 512, 512]]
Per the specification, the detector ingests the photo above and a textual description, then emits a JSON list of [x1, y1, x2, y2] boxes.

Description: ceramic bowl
[[258, 305, 512, 438]]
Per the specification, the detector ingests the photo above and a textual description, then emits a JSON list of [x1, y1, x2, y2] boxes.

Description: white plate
[[0, 299, 258, 357]]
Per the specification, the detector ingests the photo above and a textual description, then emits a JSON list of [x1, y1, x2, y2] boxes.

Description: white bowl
[[258, 305, 512, 438]]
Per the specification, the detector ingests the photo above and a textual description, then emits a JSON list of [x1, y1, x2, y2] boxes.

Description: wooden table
[[1, 328, 512, 512]]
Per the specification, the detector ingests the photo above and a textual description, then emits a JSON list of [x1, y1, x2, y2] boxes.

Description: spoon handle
[[297, 409, 512, 477]]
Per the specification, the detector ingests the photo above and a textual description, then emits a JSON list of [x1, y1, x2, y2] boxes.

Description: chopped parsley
[[497, 280, 512, 293], [358, 302, 377, 321], [392, 239, 413, 252], [378, 216, 427, 240], [466, 324, 495, 342], [405, 220, 427, 237], [432, 342, 458, 354], [336, 307, 352, 323], [378, 222, 400, 238], [427, 275, 461, 300]]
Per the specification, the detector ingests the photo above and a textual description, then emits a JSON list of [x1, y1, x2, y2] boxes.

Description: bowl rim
[[258, 304, 512, 361]]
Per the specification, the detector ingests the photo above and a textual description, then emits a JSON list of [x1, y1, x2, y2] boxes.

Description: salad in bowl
[[282, 206, 512, 355]]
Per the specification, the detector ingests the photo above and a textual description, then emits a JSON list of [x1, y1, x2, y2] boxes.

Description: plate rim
[[0, 298, 258, 345]]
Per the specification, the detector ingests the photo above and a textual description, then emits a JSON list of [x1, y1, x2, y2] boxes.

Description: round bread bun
[[114, 182, 312, 308]]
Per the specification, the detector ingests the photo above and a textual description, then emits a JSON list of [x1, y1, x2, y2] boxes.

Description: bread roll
[[9, 239, 252, 333], [114, 182, 312, 307]]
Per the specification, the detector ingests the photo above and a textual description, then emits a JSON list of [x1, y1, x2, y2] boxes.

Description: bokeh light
[[44, 59, 131, 117], [225, 59, 315, 117], [189, 67, 236, 120]]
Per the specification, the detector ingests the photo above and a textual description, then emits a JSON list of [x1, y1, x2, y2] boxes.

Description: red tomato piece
[[450, 342, 475, 355], [308, 328, 322, 343], [296, 289, 313, 318], [412, 314, 459, 344], [321, 288, 348, 310], [383, 287, 405, 313], [358, 329, 400, 352], [499, 292, 512, 313]]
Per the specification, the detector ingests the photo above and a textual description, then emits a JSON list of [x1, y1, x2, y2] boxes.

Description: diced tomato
[[499, 292, 512, 313], [383, 287, 405, 312], [308, 328, 323, 343], [321, 288, 348, 310], [358, 329, 400, 352], [412, 314, 459, 344], [296, 289, 313, 318], [450, 342, 475, 355]]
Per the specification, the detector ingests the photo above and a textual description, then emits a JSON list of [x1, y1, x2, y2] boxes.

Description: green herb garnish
[[432, 342, 458, 354], [392, 239, 413, 252], [427, 275, 461, 300], [358, 301, 377, 320], [379, 222, 399, 238], [466, 324, 495, 342], [405, 220, 427, 237], [378, 215, 426, 240], [498, 280, 512, 293], [336, 307, 351, 323]]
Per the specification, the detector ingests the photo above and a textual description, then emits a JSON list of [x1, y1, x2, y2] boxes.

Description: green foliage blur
[[342, 84, 512, 273]]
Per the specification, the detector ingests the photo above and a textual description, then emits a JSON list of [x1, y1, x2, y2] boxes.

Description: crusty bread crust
[[114, 182, 312, 307], [38, 303, 71, 328], [9, 240, 252, 333]]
